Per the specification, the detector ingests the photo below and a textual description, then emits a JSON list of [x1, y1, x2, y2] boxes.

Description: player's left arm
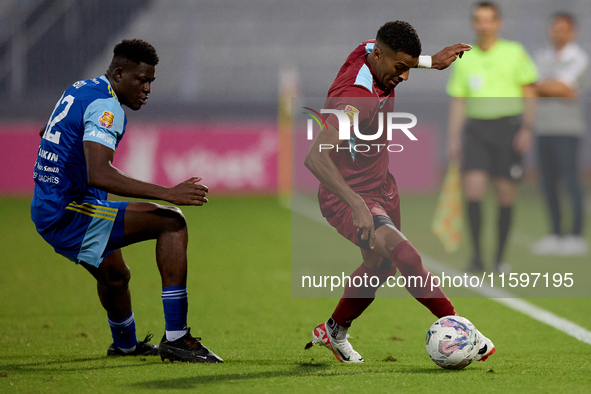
[[513, 84, 536, 154], [84, 141, 208, 205], [83, 100, 207, 205], [416, 43, 473, 70]]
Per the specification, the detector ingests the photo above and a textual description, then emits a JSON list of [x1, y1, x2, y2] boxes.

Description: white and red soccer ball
[[425, 316, 480, 369]]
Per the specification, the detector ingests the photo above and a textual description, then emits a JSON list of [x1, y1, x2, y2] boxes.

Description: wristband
[[417, 55, 432, 69]]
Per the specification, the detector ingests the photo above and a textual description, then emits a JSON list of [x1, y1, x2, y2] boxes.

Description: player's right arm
[[304, 122, 376, 249], [447, 97, 466, 163], [84, 141, 208, 206]]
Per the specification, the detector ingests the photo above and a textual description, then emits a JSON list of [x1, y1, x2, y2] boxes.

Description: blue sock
[[162, 286, 188, 341], [108, 312, 138, 351]]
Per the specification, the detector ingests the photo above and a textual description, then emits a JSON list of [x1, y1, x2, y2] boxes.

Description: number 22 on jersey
[[43, 94, 75, 145]]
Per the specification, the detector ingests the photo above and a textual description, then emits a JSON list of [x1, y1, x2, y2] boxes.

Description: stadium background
[[2, 1, 591, 392], [1, 0, 590, 197]]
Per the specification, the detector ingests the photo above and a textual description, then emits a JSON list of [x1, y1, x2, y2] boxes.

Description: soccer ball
[[425, 315, 480, 369]]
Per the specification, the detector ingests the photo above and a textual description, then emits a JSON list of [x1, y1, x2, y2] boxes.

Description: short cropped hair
[[472, 1, 502, 19], [112, 39, 159, 66], [552, 12, 576, 27], [376, 21, 422, 58]]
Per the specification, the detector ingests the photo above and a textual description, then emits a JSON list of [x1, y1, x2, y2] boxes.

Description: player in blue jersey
[[31, 39, 222, 363]]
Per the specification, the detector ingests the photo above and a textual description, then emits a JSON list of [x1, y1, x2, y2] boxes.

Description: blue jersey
[[31, 76, 127, 232]]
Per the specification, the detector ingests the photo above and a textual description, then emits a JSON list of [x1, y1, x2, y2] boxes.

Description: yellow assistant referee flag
[[431, 162, 463, 253]]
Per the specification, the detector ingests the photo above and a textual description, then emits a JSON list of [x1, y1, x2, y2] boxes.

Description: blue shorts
[[38, 199, 129, 267]]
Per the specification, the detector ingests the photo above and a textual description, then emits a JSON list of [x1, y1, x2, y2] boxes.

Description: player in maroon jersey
[[304, 21, 495, 363]]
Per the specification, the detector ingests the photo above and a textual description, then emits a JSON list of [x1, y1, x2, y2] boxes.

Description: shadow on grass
[[397, 367, 466, 374], [2, 355, 457, 384], [2, 355, 162, 373], [130, 362, 332, 389], [130, 361, 454, 389]]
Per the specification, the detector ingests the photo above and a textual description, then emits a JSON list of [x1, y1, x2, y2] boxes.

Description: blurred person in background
[[530, 13, 589, 256], [447, 1, 538, 272]]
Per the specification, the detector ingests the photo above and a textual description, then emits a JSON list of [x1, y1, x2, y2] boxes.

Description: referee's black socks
[[467, 201, 482, 265], [496, 206, 512, 264]]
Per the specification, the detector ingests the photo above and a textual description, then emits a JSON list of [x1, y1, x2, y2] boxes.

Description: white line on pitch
[[422, 256, 591, 345], [288, 195, 591, 346]]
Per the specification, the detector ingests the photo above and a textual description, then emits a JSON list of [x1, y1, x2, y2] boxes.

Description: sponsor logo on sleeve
[[88, 129, 116, 146], [99, 111, 115, 129]]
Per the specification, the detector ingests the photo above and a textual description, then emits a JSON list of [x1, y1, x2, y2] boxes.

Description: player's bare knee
[[104, 264, 131, 291], [156, 205, 187, 233], [149, 205, 187, 234]]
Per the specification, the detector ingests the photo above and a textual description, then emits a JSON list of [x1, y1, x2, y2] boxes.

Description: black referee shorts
[[462, 115, 523, 181]]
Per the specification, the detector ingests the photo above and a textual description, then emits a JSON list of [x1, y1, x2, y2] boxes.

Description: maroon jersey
[[323, 39, 395, 193]]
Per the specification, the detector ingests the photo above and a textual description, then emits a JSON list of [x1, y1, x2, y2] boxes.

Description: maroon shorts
[[318, 172, 401, 249]]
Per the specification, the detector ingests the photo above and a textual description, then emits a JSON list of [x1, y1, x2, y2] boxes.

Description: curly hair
[[375, 21, 422, 58], [112, 39, 159, 66]]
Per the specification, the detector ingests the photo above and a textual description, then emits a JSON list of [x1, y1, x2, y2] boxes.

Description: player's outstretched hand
[[352, 199, 376, 249], [166, 176, 209, 206], [431, 43, 473, 70]]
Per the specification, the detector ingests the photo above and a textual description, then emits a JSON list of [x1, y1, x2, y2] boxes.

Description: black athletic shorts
[[462, 115, 523, 180]]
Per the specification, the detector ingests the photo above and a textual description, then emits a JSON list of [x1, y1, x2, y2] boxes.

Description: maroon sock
[[332, 262, 397, 327], [390, 241, 457, 318]]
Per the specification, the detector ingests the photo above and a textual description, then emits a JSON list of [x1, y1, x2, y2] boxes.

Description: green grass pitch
[[1, 191, 591, 393]]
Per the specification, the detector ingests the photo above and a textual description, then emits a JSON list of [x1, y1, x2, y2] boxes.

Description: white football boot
[[454, 316, 496, 362], [306, 322, 364, 363], [474, 329, 496, 362]]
